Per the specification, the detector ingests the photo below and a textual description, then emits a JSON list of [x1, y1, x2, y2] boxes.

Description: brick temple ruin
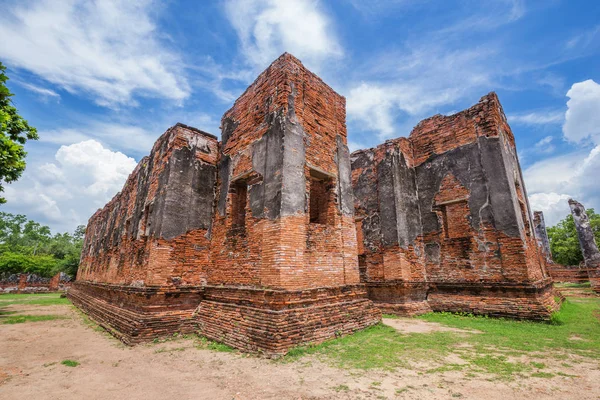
[[69, 53, 561, 354]]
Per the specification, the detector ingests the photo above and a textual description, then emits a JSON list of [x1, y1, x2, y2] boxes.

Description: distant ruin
[[568, 199, 600, 292], [69, 53, 562, 354], [1, 272, 71, 293]]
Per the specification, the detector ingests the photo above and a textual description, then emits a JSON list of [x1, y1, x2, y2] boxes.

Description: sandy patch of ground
[[382, 317, 481, 335], [1, 304, 599, 400]]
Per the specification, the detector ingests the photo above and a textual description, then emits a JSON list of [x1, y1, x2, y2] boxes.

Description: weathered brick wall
[[546, 264, 591, 283], [411, 93, 548, 285], [210, 53, 358, 290], [77, 123, 218, 287], [351, 93, 557, 318]]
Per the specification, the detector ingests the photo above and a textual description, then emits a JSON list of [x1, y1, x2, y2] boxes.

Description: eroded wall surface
[[77, 123, 218, 287], [352, 93, 559, 319]]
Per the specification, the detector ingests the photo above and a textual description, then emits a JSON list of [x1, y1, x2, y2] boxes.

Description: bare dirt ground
[[1, 301, 599, 400]]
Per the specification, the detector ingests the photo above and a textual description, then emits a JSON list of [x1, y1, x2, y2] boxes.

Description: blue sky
[[0, 0, 599, 233]]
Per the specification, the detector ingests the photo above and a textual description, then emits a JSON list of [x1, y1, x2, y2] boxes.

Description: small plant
[[332, 384, 350, 392], [61, 360, 79, 367], [531, 371, 554, 378]]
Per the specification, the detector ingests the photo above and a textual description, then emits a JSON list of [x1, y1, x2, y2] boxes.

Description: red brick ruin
[[69, 53, 562, 354]]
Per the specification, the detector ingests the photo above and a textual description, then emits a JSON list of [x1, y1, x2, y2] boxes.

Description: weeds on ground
[[61, 360, 80, 367], [194, 335, 235, 352]]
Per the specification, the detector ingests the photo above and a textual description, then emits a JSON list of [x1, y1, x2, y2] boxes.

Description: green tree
[[0, 62, 38, 203], [547, 209, 600, 266], [0, 213, 83, 277]]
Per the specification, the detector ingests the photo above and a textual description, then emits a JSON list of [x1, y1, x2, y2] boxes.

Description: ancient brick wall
[[351, 93, 557, 319], [71, 53, 379, 353], [77, 123, 218, 287], [210, 53, 358, 290]]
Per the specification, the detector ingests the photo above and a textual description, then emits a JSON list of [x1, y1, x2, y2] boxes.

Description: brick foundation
[[365, 282, 431, 315], [68, 281, 202, 344], [196, 285, 380, 355], [427, 278, 560, 320]]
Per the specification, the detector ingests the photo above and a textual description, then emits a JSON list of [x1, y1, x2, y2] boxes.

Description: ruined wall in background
[[77, 124, 219, 287], [569, 199, 600, 292], [0, 272, 71, 293], [533, 211, 552, 264], [352, 93, 558, 320], [412, 93, 547, 285]]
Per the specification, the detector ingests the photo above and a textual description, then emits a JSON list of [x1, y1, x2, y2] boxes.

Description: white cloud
[[0, 0, 189, 107], [524, 146, 600, 226], [525, 79, 600, 226], [508, 111, 564, 125], [532, 135, 556, 154], [4, 140, 137, 232], [528, 192, 572, 227], [39, 124, 156, 156], [346, 46, 493, 139], [224, 0, 343, 71], [563, 79, 600, 144], [14, 81, 60, 101]]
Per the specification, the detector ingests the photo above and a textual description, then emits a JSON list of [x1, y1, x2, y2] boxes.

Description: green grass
[[1, 314, 66, 324], [281, 297, 600, 379], [194, 336, 235, 352], [0, 292, 70, 306], [554, 282, 591, 288], [419, 298, 600, 357], [61, 359, 79, 367]]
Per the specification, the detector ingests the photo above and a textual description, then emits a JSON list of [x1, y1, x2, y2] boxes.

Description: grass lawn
[[284, 297, 600, 379], [0, 292, 71, 306], [0, 292, 71, 324]]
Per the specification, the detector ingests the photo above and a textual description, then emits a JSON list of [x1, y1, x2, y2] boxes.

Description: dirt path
[[1, 303, 599, 400]]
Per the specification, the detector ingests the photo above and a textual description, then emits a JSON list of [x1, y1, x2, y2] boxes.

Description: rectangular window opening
[[309, 176, 331, 225], [231, 180, 247, 228], [442, 201, 470, 239]]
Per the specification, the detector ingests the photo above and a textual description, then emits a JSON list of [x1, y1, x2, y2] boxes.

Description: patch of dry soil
[[0, 304, 599, 400], [382, 317, 481, 334]]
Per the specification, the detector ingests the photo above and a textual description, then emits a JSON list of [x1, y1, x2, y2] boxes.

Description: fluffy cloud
[[0, 0, 189, 107], [563, 79, 600, 144], [528, 192, 572, 227], [524, 80, 600, 226], [4, 141, 137, 232], [224, 0, 342, 71], [346, 46, 493, 139]]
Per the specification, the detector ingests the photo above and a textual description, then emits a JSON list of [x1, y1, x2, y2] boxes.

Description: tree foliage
[[0, 62, 38, 203], [0, 212, 84, 277], [547, 209, 600, 266]]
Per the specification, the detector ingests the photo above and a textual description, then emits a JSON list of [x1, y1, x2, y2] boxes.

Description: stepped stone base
[[366, 281, 431, 316], [69, 282, 381, 354], [427, 278, 561, 320], [67, 281, 203, 344], [195, 285, 381, 356]]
